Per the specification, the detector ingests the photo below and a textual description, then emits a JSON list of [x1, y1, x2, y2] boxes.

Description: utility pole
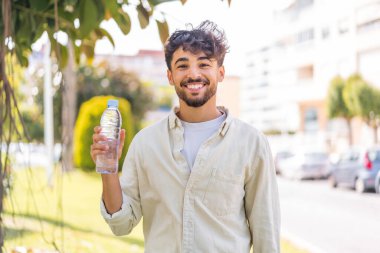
[[43, 38, 54, 187]]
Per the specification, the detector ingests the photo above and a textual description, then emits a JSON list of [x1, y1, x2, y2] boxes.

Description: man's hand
[[90, 126, 126, 163]]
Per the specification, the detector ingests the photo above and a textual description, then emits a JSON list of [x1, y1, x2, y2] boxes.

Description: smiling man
[[91, 20, 280, 253]]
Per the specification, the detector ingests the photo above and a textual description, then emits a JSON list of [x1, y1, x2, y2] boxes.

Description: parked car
[[329, 147, 380, 193], [278, 151, 330, 180], [375, 170, 380, 194], [274, 150, 293, 174]]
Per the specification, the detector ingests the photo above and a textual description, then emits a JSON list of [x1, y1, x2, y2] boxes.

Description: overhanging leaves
[[156, 19, 169, 44], [29, 0, 51, 12], [137, 4, 150, 29], [148, 0, 179, 6], [79, 0, 99, 38], [113, 9, 131, 35], [94, 28, 115, 47]]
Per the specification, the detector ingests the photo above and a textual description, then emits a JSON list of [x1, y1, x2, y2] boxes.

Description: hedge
[[74, 96, 134, 171]]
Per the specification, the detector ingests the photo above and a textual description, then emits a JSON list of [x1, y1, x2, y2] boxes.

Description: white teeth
[[187, 84, 203, 90]]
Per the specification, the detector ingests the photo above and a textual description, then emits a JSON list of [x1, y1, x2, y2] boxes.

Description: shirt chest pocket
[[201, 168, 244, 216]]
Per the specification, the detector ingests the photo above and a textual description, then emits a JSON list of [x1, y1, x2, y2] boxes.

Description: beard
[[175, 77, 217, 107]]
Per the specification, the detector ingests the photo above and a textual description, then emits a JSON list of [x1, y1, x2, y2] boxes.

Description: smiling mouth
[[184, 83, 205, 91]]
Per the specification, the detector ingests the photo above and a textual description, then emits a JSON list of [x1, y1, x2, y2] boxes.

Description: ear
[[217, 65, 225, 82], [167, 69, 174, 86]]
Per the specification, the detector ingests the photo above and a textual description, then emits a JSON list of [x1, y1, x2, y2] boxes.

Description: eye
[[200, 63, 210, 67], [177, 64, 187, 69]]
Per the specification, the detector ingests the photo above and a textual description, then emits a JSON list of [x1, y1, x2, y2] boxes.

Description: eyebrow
[[198, 56, 211, 61], [174, 56, 212, 66], [174, 57, 188, 65]]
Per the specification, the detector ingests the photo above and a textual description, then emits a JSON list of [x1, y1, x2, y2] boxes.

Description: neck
[[177, 98, 221, 123]]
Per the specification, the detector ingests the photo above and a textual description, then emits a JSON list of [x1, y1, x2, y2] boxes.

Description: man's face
[[167, 47, 225, 108]]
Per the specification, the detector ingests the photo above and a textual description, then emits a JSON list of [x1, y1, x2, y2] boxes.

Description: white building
[[241, 0, 380, 151]]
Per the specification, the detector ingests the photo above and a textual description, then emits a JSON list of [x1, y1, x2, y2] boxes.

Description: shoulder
[[133, 116, 168, 142], [230, 118, 267, 140], [228, 118, 271, 156]]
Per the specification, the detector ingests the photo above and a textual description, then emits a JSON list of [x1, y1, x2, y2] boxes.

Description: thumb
[[118, 129, 126, 158], [120, 129, 126, 144]]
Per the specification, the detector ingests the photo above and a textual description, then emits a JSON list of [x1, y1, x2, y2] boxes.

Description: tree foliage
[[76, 62, 155, 129], [327, 76, 352, 119], [0, 0, 178, 68], [25, 61, 155, 142], [328, 74, 380, 144]]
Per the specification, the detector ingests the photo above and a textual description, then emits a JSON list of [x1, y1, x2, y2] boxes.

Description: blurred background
[[1, 0, 380, 252]]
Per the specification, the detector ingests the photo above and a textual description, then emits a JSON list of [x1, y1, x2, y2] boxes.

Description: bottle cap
[[107, 99, 119, 108]]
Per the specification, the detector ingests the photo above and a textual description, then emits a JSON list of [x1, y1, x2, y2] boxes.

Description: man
[[91, 20, 280, 252]]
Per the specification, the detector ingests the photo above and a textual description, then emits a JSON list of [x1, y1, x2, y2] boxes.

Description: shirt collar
[[168, 106, 233, 136]]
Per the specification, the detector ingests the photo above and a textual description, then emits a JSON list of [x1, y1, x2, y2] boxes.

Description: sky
[[95, 0, 284, 76]]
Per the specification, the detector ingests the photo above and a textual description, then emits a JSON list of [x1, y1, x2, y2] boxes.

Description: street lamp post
[[43, 39, 54, 187]]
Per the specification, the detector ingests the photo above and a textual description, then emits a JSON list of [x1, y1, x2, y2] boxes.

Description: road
[[278, 177, 380, 253]]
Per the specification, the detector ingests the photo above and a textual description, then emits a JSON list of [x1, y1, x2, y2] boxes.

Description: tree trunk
[[1, 0, 11, 249], [0, 41, 5, 253], [61, 40, 77, 171], [374, 125, 378, 144], [346, 118, 353, 146]]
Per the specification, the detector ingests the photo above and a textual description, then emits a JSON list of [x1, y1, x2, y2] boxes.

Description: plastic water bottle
[[96, 99, 122, 174]]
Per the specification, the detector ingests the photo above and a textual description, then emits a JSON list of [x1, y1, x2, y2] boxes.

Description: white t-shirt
[[180, 113, 226, 170]]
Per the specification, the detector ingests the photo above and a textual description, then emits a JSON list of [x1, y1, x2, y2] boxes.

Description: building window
[[298, 0, 314, 9], [321, 27, 330, 39], [357, 18, 380, 33], [297, 65, 314, 80], [304, 108, 318, 132], [338, 18, 350, 34], [296, 28, 314, 43]]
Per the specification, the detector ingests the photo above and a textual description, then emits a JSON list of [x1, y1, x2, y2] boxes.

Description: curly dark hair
[[164, 20, 229, 70]]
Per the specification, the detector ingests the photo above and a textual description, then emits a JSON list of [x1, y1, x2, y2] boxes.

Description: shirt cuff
[[100, 194, 132, 225]]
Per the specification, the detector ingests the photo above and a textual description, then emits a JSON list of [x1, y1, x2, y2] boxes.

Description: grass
[[3, 167, 309, 253]]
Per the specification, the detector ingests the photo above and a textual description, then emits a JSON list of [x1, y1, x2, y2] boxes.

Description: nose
[[187, 65, 201, 79]]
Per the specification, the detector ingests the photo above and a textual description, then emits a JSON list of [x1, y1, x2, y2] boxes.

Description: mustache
[[180, 77, 210, 87]]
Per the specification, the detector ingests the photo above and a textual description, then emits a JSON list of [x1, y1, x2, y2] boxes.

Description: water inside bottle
[[96, 138, 119, 174]]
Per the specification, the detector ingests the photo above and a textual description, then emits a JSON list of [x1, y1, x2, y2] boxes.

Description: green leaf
[[32, 23, 46, 43], [79, 0, 99, 38], [94, 28, 115, 47], [64, 0, 78, 6], [104, 0, 119, 16], [137, 4, 150, 29], [114, 9, 131, 35], [148, 0, 178, 6], [74, 44, 81, 65], [16, 13, 33, 47], [15, 47, 29, 67], [48, 33, 69, 68], [29, 0, 50, 11], [58, 43, 69, 69], [82, 44, 95, 63], [80, 38, 96, 63], [156, 19, 169, 45]]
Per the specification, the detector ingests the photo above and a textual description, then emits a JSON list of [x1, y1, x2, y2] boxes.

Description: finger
[[118, 129, 126, 158], [120, 129, 126, 143], [94, 126, 102, 133], [92, 143, 109, 151], [91, 149, 109, 162], [93, 134, 107, 143]]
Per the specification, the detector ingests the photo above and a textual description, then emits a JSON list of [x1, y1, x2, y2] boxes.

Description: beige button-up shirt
[[100, 107, 280, 253]]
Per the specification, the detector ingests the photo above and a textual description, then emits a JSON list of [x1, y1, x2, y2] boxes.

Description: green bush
[[74, 96, 135, 171]]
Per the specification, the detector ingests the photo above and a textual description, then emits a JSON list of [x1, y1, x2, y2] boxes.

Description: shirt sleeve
[[100, 137, 143, 236], [244, 133, 281, 253]]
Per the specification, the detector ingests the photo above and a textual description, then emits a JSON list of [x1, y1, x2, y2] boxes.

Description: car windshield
[[368, 150, 380, 162], [304, 152, 328, 162]]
